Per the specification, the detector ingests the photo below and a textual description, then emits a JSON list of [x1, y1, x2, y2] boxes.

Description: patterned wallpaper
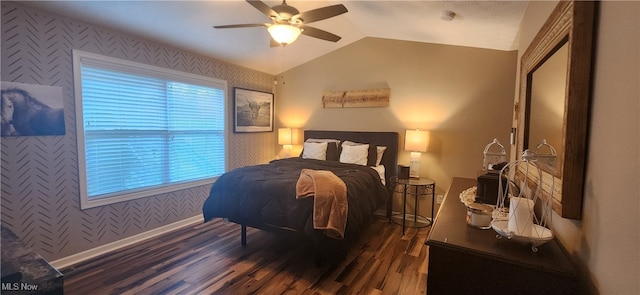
[[1, 2, 276, 260]]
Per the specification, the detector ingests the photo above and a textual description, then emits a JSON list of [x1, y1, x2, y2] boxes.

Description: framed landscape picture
[[233, 87, 274, 133]]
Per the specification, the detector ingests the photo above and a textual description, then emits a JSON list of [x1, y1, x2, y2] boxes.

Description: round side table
[[390, 177, 436, 235]]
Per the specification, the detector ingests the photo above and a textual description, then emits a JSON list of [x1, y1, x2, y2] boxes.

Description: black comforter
[[202, 157, 387, 250]]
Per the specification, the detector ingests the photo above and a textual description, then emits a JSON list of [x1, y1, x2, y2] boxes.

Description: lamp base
[[282, 145, 292, 158], [409, 152, 421, 178]]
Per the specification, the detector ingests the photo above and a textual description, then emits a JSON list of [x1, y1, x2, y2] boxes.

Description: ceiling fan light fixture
[[268, 24, 302, 45]]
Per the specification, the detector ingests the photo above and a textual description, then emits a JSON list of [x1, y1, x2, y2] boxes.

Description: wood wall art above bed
[[321, 88, 390, 108], [202, 130, 398, 264]]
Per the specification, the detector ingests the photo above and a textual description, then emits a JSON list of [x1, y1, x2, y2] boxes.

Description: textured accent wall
[[1, 2, 275, 260]]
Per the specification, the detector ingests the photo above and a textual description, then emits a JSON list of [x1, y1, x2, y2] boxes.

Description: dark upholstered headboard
[[304, 130, 399, 185]]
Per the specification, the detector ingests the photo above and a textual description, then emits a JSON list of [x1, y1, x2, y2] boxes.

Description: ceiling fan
[[214, 0, 348, 47]]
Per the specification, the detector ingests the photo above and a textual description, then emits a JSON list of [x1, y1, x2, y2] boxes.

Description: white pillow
[[343, 141, 387, 167], [302, 141, 328, 160], [340, 143, 369, 165], [370, 165, 386, 186], [375, 146, 387, 166], [342, 140, 364, 146], [304, 138, 340, 161]]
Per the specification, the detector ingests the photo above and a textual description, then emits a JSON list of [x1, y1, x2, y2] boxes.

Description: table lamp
[[405, 129, 429, 178]]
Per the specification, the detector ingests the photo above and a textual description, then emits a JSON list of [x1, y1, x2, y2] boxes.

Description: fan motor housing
[[273, 4, 300, 21]]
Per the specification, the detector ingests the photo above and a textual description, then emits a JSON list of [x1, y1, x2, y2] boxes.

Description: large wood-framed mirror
[[517, 0, 596, 219]]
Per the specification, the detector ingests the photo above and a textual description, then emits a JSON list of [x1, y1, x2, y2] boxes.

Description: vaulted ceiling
[[24, 1, 529, 75]]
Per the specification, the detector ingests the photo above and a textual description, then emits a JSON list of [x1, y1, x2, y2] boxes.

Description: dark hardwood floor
[[62, 215, 430, 295]]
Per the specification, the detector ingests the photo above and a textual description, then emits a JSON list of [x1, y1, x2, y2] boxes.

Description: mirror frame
[[517, 0, 596, 219]]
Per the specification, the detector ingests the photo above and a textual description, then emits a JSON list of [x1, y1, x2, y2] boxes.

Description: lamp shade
[[405, 129, 429, 152], [268, 24, 301, 45], [278, 127, 292, 145]]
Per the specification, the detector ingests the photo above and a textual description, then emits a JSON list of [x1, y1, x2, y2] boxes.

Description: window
[[73, 50, 226, 209]]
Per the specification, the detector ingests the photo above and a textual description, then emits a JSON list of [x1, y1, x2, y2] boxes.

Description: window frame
[[73, 50, 227, 209]]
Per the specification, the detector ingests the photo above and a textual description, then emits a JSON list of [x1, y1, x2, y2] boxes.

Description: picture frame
[[1, 81, 65, 136], [233, 87, 274, 133]]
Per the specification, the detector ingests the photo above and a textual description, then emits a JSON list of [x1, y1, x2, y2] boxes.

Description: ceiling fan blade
[[246, 0, 278, 19], [300, 26, 341, 42], [293, 4, 347, 24], [213, 23, 268, 29]]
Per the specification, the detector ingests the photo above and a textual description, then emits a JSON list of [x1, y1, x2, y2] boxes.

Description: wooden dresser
[[425, 177, 580, 295]]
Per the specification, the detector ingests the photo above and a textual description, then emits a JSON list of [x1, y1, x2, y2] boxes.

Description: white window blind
[[73, 50, 226, 209]]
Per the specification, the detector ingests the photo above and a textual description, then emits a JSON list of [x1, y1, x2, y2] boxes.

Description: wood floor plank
[[62, 215, 430, 294]]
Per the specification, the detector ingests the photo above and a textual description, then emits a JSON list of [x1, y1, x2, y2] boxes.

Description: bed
[[202, 130, 398, 262]]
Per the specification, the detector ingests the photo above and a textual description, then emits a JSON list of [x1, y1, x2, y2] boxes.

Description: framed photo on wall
[[1, 81, 65, 136], [233, 87, 274, 133]]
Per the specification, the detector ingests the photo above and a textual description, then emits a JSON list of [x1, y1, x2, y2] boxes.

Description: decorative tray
[[491, 220, 553, 252]]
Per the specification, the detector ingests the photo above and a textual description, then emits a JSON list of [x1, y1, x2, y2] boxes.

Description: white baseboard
[[50, 215, 203, 270]]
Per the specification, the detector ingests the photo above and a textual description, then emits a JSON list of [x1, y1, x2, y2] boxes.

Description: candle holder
[[535, 139, 558, 171], [491, 150, 555, 252], [482, 138, 507, 171]]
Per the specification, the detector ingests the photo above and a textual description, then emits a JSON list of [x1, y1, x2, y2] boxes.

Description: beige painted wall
[[275, 37, 516, 215], [517, 2, 640, 294]]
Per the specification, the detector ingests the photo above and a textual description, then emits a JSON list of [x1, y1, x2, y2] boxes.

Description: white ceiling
[[24, 0, 529, 75]]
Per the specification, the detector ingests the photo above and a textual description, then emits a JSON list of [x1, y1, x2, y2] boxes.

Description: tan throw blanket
[[295, 169, 348, 239]]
